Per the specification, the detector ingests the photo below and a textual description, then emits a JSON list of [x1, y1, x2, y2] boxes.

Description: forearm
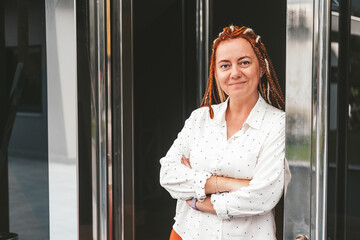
[[204, 175, 250, 194], [210, 159, 286, 219], [197, 197, 216, 214], [179, 157, 250, 195]]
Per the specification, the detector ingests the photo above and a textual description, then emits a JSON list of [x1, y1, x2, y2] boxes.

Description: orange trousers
[[169, 229, 182, 240]]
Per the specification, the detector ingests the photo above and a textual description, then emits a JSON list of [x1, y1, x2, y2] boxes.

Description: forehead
[[216, 38, 256, 60]]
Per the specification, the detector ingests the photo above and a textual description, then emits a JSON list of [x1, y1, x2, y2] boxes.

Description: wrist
[[215, 176, 226, 193], [196, 196, 216, 214], [191, 198, 200, 211], [214, 175, 219, 194]]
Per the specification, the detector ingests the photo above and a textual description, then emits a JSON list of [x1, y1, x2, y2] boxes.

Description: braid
[[200, 25, 285, 118]]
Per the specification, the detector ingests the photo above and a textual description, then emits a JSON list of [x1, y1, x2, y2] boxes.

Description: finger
[[181, 157, 191, 168], [184, 159, 192, 169]]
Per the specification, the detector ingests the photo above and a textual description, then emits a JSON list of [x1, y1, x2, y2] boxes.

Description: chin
[[229, 89, 258, 100]]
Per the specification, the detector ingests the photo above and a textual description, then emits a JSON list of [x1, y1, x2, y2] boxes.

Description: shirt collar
[[244, 94, 268, 129], [211, 92, 268, 130]]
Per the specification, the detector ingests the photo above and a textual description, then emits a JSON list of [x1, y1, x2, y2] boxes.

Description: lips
[[229, 81, 247, 86]]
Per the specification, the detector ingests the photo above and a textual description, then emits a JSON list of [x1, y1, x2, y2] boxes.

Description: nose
[[230, 65, 242, 79]]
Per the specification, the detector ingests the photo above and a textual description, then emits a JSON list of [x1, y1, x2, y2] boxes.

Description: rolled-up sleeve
[[211, 114, 286, 219], [159, 111, 212, 201]]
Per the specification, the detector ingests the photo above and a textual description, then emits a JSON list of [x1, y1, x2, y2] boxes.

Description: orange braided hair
[[200, 25, 285, 118]]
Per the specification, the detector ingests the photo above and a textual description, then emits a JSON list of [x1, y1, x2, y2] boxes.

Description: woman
[[160, 25, 290, 240]]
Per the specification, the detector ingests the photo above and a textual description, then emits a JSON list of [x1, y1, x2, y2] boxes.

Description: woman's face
[[215, 38, 262, 101]]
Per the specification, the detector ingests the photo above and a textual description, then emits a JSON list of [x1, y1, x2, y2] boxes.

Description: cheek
[[214, 73, 228, 92], [216, 74, 227, 88], [247, 67, 261, 82], [215, 71, 228, 83]]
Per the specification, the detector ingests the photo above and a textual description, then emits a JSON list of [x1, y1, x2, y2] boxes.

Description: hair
[[200, 25, 285, 118]]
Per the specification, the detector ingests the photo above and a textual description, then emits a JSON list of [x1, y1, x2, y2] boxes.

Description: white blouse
[[160, 94, 290, 240]]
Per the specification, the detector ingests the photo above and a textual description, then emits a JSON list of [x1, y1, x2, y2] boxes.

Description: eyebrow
[[217, 56, 251, 63]]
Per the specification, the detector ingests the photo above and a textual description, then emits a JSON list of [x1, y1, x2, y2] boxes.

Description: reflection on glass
[[327, 0, 360, 238], [327, 11, 339, 239], [284, 1, 314, 239], [1, 0, 49, 239], [332, 0, 340, 12], [346, 1, 360, 236], [351, 0, 360, 17]]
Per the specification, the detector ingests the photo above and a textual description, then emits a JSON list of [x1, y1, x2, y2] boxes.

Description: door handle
[[296, 235, 309, 240]]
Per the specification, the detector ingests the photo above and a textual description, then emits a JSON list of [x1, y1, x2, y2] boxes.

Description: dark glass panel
[[1, 0, 49, 239], [351, 0, 360, 17], [327, 0, 360, 238], [346, 0, 360, 234], [133, 0, 197, 239], [6, 46, 43, 113], [76, 0, 93, 239]]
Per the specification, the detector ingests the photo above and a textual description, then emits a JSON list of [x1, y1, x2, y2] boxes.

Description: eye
[[240, 60, 250, 66], [220, 64, 230, 69]]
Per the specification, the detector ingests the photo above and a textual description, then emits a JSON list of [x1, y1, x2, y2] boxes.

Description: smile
[[229, 81, 247, 86]]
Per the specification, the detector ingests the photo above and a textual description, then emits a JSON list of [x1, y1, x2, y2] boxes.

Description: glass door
[[2, 0, 95, 239], [284, 0, 330, 239], [131, 1, 198, 239], [327, 0, 360, 239], [1, 1, 49, 239]]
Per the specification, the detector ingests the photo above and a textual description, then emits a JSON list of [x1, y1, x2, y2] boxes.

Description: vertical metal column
[[112, 0, 134, 239], [196, 0, 209, 105], [284, 0, 314, 238], [312, 0, 330, 239], [46, 0, 79, 239], [111, 0, 123, 239], [120, 0, 135, 238], [106, 0, 113, 239], [285, 0, 330, 239], [89, 0, 112, 239]]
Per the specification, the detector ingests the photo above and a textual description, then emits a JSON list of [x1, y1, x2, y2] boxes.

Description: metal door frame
[[46, 0, 79, 239], [284, 0, 330, 239]]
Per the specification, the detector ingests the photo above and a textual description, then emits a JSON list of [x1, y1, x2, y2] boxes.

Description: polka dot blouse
[[160, 93, 291, 240]]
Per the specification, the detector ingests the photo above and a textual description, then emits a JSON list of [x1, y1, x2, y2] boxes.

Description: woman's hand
[[186, 197, 216, 214], [181, 156, 192, 169]]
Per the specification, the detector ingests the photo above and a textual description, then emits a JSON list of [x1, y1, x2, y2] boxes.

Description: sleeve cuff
[[193, 171, 212, 201], [211, 194, 230, 219]]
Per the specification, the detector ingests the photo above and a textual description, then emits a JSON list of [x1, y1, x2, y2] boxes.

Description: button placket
[[213, 129, 224, 174]]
